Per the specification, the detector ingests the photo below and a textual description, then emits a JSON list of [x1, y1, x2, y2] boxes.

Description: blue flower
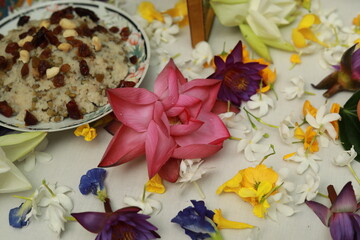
[[171, 200, 222, 240], [79, 168, 107, 201], [9, 202, 32, 228]]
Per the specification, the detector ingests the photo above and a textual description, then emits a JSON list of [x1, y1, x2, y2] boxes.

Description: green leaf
[[339, 90, 360, 162]]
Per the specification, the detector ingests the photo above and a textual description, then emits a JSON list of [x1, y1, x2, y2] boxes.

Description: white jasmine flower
[[296, 173, 320, 204], [39, 182, 73, 235], [286, 147, 322, 174], [246, 93, 274, 117], [333, 146, 357, 167], [319, 45, 346, 69], [267, 192, 295, 221], [20, 138, 52, 172], [282, 76, 305, 100], [278, 114, 297, 144], [25, 188, 45, 221], [219, 112, 242, 128], [152, 15, 179, 45], [237, 131, 270, 162], [178, 159, 211, 183], [178, 60, 204, 79], [191, 41, 213, 66], [123, 193, 161, 215], [305, 105, 341, 140]]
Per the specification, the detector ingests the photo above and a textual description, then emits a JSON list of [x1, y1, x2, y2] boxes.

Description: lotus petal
[[331, 182, 357, 213], [306, 200, 331, 226], [72, 212, 108, 233]]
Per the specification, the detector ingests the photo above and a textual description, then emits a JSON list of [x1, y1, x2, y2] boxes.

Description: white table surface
[[1, 0, 360, 239]]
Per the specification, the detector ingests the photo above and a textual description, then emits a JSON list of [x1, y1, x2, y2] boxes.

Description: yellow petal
[[292, 28, 307, 48], [330, 103, 340, 140], [253, 200, 270, 218], [84, 128, 97, 141], [240, 164, 278, 189], [257, 182, 272, 198], [298, 14, 321, 29], [290, 54, 301, 64], [138, 2, 164, 22], [294, 126, 305, 140], [298, 28, 328, 47], [216, 171, 242, 194], [238, 187, 257, 198], [283, 152, 296, 160], [145, 174, 165, 194], [302, 100, 317, 117], [213, 209, 254, 229], [74, 124, 90, 137]]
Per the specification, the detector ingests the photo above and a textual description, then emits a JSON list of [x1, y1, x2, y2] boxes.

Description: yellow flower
[[283, 152, 296, 160], [304, 126, 319, 153], [238, 181, 273, 218], [213, 209, 254, 229], [302, 100, 317, 117], [164, 0, 188, 27], [74, 124, 97, 141], [290, 54, 301, 64], [138, 2, 164, 23], [249, 58, 276, 93], [292, 14, 328, 48], [330, 103, 340, 139], [145, 174, 165, 194], [216, 171, 242, 194], [240, 164, 278, 189]]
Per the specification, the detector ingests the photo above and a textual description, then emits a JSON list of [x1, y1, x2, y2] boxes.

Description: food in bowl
[[0, 7, 136, 126]]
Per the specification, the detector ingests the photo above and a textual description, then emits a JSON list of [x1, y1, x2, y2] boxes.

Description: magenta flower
[[208, 41, 266, 107], [306, 182, 360, 240], [99, 60, 230, 182], [313, 44, 360, 97], [72, 206, 160, 240]]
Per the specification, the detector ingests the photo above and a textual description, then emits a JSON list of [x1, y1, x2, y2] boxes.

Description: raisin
[[118, 80, 136, 88], [38, 60, 50, 77], [95, 73, 104, 82], [109, 26, 119, 33], [66, 100, 82, 119], [24, 110, 38, 125], [78, 43, 92, 57], [22, 41, 34, 51], [79, 59, 89, 76], [52, 26, 62, 35], [50, 7, 73, 24], [0, 101, 13, 117], [5, 42, 19, 54], [92, 25, 107, 33], [11, 51, 20, 63], [39, 40, 49, 49], [77, 24, 93, 37], [120, 27, 130, 40], [21, 63, 29, 77], [19, 31, 28, 39], [31, 27, 47, 47], [53, 73, 65, 87], [17, 15, 30, 26], [27, 27, 37, 36], [40, 48, 52, 59], [0, 33, 4, 40], [66, 37, 83, 47], [45, 30, 60, 46], [32, 56, 40, 68], [60, 63, 71, 73], [0, 56, 8, 70], [129, 56, 138, 64], [74, 7, 99, 22]]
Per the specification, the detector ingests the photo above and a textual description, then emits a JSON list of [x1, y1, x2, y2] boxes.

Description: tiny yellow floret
[[145, 174, 166, 194]]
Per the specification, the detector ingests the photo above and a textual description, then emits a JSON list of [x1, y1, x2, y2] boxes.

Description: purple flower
[[313, 45, 360, 97], [208, 41, 266, 107], [171, 200, 222, 240], [9, 202, 31, 228], [72, 205, 160, 240], [306, 182, 360, 240], [79, 168, 107, 201]]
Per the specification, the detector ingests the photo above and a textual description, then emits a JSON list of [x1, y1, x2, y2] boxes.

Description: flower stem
[[259, 144, 276, 165], [317, 192, 329, 198], [270, 84, 279, 100], [243, 107, 279, 128], [12, 195, 32, 201], [104, 197, 113, 213], [65, 216, 77, 221], [42, 179, 55, 197], [304, 91, 316, 96], [229, 136, 242, 141], [347, 164, 360, 185], [193, 181, 205, 200]]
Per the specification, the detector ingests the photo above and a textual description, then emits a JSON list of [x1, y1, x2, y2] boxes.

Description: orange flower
[[303, 126, 319, 153], [290, 54, 301, 64], [330, 103, 340, 139], [303, 100, 317, 117]]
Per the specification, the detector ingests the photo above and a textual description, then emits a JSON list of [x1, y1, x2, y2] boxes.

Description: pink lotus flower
[[99, 60, 230, 182]]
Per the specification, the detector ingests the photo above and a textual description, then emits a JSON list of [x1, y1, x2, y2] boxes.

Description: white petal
[[305, 113, 320, 128], [36, 152, 53, 163], [297, 161, 309, 174], [244, 146, 256, 162], [322, 113, 341, 123], [277, 203, 295, 217], [250, 143, 269, 153], [57, 194, 73, 212], [237, 139, 249, 152]]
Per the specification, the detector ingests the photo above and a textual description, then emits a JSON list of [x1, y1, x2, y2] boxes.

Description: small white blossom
[[152, 15, 179, 45], [278, 115, 296, 144], [178, 159, 211, 183], [191, 41, 213, 66], [296, 173, 320, 204], [123, 193, 161, 215], [306, 105, 340, 140], [178, 60, 204, 79], [247, 93, 274, 117], [319, 45, 347, 69], [25, 188, 45, 221], [333, 146, 357, 167], [282, 76, 305, 100], [286, 147, 322, 174], [267, 192, 295, 221], [237, 131, 270, 162], [39, 183, 73, 235]]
